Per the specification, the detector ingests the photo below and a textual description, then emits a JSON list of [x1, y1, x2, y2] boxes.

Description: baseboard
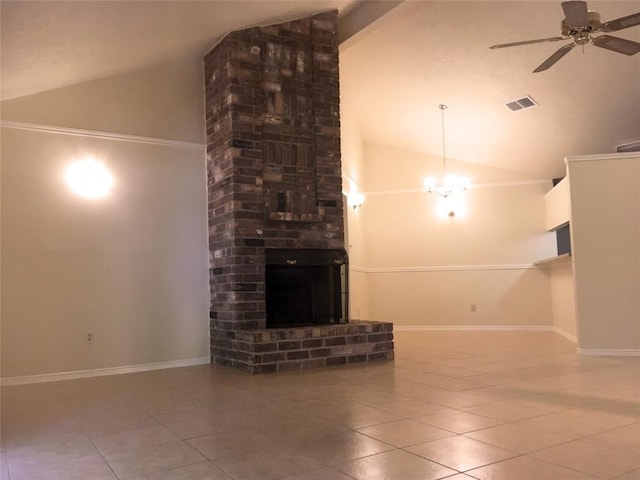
[[553, 326, 578, 343], [394, 325, 554, 332], [578, 348, 640, 357], [0, 356, 210, 387]]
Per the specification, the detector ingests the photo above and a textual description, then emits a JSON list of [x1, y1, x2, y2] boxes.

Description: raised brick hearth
[[204, 10, 393, 372], [215, 321, 393, 374]]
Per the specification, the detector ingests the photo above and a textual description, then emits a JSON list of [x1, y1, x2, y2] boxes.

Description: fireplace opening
[[266, 249, 348, 328]]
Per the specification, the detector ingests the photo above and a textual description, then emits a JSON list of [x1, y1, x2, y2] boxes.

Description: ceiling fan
[[490, 1, 640, 72]]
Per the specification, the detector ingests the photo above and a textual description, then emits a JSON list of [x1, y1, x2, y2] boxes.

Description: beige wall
[[359, 142, 556, 327], [0, 47, 573, 380], [0, 56, 205, 143], [568, 153, 640, 351], [367, 269, 552, 327], [1, 57, 209, 378], [339, 95, 370, 320], [547, 259, 577, 341]]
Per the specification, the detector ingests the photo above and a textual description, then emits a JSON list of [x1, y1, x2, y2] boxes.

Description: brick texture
[[204, 11, 394, 372]]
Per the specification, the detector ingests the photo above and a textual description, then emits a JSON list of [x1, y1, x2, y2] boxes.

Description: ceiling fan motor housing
[[561, 10, 602, 36]]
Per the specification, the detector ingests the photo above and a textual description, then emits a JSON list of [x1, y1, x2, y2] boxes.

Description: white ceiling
[[2, 0, 639, 179]]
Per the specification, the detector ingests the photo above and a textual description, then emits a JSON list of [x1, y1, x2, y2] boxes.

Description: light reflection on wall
[[65, 156, 114, 199]]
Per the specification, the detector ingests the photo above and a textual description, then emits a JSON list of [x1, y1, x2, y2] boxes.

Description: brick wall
[[204, 10, 393, 371]]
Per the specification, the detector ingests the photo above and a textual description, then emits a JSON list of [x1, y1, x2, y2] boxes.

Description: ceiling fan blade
[[592, 35, 640, 55], [562, 1, 589, 26], [601, 11, 640, 32], [490, 37, 565, 49], [533, 43, 576, 72]]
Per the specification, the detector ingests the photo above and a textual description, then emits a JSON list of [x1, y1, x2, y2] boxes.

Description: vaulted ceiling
[[2, 0, 639, 179]]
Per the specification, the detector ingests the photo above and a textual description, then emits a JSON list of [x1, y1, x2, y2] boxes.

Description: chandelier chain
[[440, 104, 448, 177]]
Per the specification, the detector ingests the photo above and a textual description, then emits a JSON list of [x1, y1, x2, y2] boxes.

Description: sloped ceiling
[[2, 0, 639, 179], [340, 1, 640, 178], [0, 0, 359, 100]]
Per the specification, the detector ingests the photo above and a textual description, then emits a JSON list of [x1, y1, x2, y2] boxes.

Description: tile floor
[[1, 331, 639, 480]]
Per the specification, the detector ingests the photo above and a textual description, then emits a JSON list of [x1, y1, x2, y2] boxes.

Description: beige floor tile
[[9, 455, 117, 480], [248, 413, 347, 443], [406, 435, 519, 471], [0, 412, 77, 433], [3, 428, 87, 454], [531, 438, 640, 478], [165, 412, 251, 439], [514, 409, 635, 439], [343, 388, 407, 405], [213, 445, 324, 480], [440, 475, 481, 480], [7, 434, 98, 467], [104, 440, 206, 478], [374, 398, 452, 417], [329, 403, 404, 429], [92, 424, 180, 455], [3, 331, 639, 480], [126, 461, 235, 479], [415, 409, 504, 433], [149, 404, 215, 425], [467, 455, 601, 480], [424, 391, 490, 409], [611, 469, 640, 480], [187, 428, 276, 461], [71, 403, 147, 425], [295, 430, 395, 464], [463, 401, 550, 421], [379, 381, 446, 400], [281, 466, 357, 480], [581, 422, 640, 454], [336, 449, 457, 480], [357, 419, 452, 447], [125, 388, 204, 414], [80, 407, 160, 437], [564, 407, 639, 429], [0, 455, 9, 479], [464, 422, 581, 453]]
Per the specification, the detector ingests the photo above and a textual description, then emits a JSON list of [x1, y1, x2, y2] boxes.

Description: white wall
[[1, 56, 210, 379], [568, 153, 640, 352], [359, 142, 556, 327]]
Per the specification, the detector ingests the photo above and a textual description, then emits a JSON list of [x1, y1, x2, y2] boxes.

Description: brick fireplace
[[204, 10, 393, 373]]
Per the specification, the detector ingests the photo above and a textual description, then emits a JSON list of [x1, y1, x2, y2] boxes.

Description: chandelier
[[423, 104, 470, 198]]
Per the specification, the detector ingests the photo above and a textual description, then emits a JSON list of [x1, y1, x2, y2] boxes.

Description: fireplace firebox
[[266, 249, 348, 328]]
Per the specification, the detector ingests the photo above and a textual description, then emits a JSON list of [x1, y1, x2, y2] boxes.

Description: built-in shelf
[[534, 252, 571, 267]]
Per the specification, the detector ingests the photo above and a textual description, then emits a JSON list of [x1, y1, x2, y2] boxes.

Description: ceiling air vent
[[505, 95, 537, 112]]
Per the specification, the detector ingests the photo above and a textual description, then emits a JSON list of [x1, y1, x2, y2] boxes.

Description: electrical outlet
[[470, 304, 477, 312], [86, 331, 94, 344]]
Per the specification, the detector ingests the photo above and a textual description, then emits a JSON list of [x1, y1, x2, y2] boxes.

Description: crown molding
[[1, 120, 205, 151]]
